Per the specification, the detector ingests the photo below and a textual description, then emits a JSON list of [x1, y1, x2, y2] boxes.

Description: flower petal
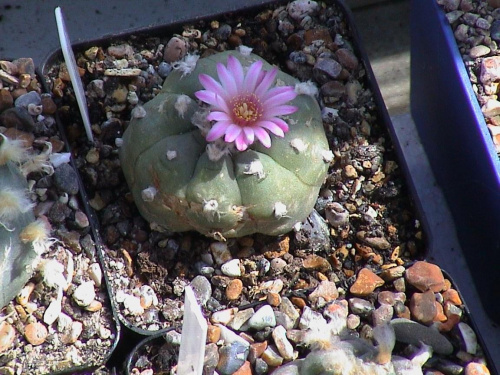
[[207, 111, 232, 122], [269, 117, 290, 132], [235, 132, 249, 151], [263, 105, 298, 117], [217, 62, 238, 97], [199, 73, 227, 98], [225, 124, 242, 142], [243, 60, 264, 92], [254, 127, 272, 148], [206, 121, 232, 141], [260, 86, 295, 102], [254, 68, 277, 97], [255, 120, 285, 138], [263, 89, 297, 108], [194, 90, 230, 113], [227, 55, 244, 89], [243, 127, 255, 143]]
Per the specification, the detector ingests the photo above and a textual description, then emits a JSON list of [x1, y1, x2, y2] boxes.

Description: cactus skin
[[120, 50, 330, 238], [0, 138, 39, 309]]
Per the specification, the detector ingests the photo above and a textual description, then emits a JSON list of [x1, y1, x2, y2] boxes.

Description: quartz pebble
[[0, 322, 16, 352], [72, 281, 96, 307], [248, 305, 276, 330]]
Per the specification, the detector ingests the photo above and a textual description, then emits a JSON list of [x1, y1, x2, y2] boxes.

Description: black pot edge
[[36, 0, 499, 372], [1, 71, 125, 375], [123, 328, 177, 375], [410, 0, 500, 373]]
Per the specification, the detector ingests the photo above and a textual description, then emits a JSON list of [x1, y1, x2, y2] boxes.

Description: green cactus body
[[0, 137, 39, 309], [120, 50, 330, 238]]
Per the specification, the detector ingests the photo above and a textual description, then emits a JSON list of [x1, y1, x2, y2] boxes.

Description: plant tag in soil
[[177, 285, 207, 375]]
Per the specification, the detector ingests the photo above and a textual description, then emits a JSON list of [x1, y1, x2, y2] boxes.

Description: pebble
[[0, 107, 35, 131], [287, 0, 319, 21], [123, 294, 145, 315], [405, 261, 445, 292], [210, 242, 233, 265], [480, 56, 500, 84], [139, 285, 158, 309], [279, 297, 300, 327], [324, 202, 349, 227], [53, 163, 79, 195], [203, 342, 220, 374], [233, 361, 252, 375], [457, 322, 478, 355], [216, 342, 249, 375], [226, 279, 244, 300], [88, 262, 103, 287], [313, 58, 342, 83], [349, 268, 384, 296], [348, 297, 374, 316], [190, 275, 212, 306], [247, 305, 276, 330], [464, 363, 491, 375], [228, 309, 254, 331], [207, 325, 221, 343], [380, 265, 406, 281], [217, 324, 250, 347], [308, 280, 338, 307], [346, 314, 361, 329], [410, 290, 437, 324], [43, 298, 62, 325], [372, 304, 394, 326], [60, 321, 83, 344], [470, 45, 491, 58], [164, 37, 187, 63], [391, 318, 453, 355], [272, 325, 294, 360], [24, 322, 48, 346], [72, 281, 96, 307], [14, 91, 41, 109], [261, 345, 284, 367], [0, 321, 16, 352], [211, 308, 238, 325], [221, 259, 242, 277], [302, 254, 331, 272]]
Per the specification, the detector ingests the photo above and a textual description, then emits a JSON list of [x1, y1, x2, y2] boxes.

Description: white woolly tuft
[[131, 105, 147, 119], [295, 80, 319, 97], [173, 54, 200, 77], [0, 134, 28, 166], [238, 45, 253, 56], [174, 94, 192, 118], [0, 188, 34, 224], [273, 202, 288, 219], [141, 186, 157, 202]]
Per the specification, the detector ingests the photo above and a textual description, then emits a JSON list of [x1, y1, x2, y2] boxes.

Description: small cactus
[[119, 50, 330, 239], [0, 134, 50, 309]]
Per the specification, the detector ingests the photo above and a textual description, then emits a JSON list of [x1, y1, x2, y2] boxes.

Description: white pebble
[[248, 305, 276, 330], [88, 263, 103, 288], [123, 294, 144, 315], [216, 324, 250, 347], [44, 298, 62, 325], [72, 281, 96, 307], [210, 242, 232, 265], [221, 259, 241, 277], [272, 325, 295, 360]]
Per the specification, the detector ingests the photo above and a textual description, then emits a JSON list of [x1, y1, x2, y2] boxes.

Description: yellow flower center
[[231, 94, 262, 124]]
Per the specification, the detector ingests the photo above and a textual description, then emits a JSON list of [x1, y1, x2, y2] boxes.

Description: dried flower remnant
[[195, 55, 298, 151]]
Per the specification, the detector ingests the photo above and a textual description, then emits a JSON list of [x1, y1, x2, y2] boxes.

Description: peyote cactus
[[0, 134, 50, 308], [119, 50, 331, 239]]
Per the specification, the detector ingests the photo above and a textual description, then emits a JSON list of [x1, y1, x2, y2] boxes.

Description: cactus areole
[[119, 50, 331, 239]]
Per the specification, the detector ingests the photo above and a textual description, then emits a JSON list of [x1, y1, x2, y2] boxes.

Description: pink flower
[[195, 55, 298, 151]]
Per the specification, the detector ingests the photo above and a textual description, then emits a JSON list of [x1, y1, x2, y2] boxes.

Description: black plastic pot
[[410, 0, 500, 372], [22, 0, 498, 372], [124, 329, 178, 375]]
